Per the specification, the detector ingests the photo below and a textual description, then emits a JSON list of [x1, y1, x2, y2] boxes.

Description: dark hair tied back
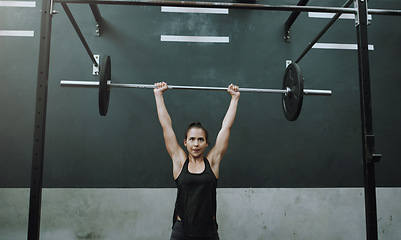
[[185, 122, 209, 143]]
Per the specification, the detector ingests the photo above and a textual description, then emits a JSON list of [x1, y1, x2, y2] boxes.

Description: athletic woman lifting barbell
[[154, 81, 240, 240]]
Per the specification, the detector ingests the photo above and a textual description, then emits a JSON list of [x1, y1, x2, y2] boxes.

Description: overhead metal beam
[[54, 0, 357, 13], [53, 0, 401, 15]]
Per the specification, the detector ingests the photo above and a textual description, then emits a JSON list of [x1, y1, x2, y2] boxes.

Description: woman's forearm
[[154, 92, 172, 128], [221, 96, 239, 130]]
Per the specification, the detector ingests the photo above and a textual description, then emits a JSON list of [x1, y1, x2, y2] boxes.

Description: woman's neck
[[188, 155, 204, 163]]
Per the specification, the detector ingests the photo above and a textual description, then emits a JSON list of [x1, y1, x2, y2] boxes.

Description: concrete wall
[[1, 188, 400, 240]]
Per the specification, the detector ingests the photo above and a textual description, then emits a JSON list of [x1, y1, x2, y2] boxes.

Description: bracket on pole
[[355, 0, 370, 27], [93, 55, 100, 75], [284, 0, 309, 42], [90, 4, 102, 36]]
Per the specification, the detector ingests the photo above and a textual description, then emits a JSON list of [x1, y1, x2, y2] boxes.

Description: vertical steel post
[[355, 1, 381, 240], [28, 0, 53, 239]]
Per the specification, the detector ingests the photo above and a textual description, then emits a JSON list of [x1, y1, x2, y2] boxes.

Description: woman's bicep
[[208, 127, 231, 163]]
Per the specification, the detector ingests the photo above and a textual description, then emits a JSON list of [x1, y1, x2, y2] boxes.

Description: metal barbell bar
[[60, 56, 331, 121], [60, 80, 332, 96]]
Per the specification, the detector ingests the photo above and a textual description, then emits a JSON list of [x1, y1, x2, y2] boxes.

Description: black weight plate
[[99, 55, 111, 116], [282, 63, 304, 121]]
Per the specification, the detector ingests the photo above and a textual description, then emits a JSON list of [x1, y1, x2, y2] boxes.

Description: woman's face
[[184, 128, 209, 158]]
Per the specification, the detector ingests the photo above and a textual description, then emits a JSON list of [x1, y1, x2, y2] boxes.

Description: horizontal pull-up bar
[[54, 0, 401, 15], [55, 0, 356, 14]]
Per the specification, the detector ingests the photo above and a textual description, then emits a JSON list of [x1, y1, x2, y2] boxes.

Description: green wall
[[1, 0, 400, 188]]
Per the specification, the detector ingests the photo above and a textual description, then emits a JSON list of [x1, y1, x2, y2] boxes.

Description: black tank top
[[173, 158, 218, 237]]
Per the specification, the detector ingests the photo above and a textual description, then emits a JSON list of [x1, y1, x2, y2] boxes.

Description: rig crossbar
[[53, 0, 401, 15]]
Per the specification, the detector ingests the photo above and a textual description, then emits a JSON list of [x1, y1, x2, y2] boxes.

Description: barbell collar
[[303, 89, 332, 96], [60, 80, 331, 96], [61, 80, 99, 87]]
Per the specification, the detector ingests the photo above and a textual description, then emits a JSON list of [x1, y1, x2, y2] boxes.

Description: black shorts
[[170, 221, 220, 240]]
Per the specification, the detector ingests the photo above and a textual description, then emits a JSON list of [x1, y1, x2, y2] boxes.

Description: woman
[[154, 82, 240, 240]]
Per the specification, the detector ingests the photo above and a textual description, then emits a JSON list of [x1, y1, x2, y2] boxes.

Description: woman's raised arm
[[207, 84, 240, 175], [154, 82, 186, 173]]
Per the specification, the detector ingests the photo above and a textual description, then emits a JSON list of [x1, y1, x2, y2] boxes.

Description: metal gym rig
[[29, 1, 401, 240]]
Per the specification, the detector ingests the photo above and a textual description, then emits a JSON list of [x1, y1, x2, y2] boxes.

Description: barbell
[[60, 55, 332, 121]]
